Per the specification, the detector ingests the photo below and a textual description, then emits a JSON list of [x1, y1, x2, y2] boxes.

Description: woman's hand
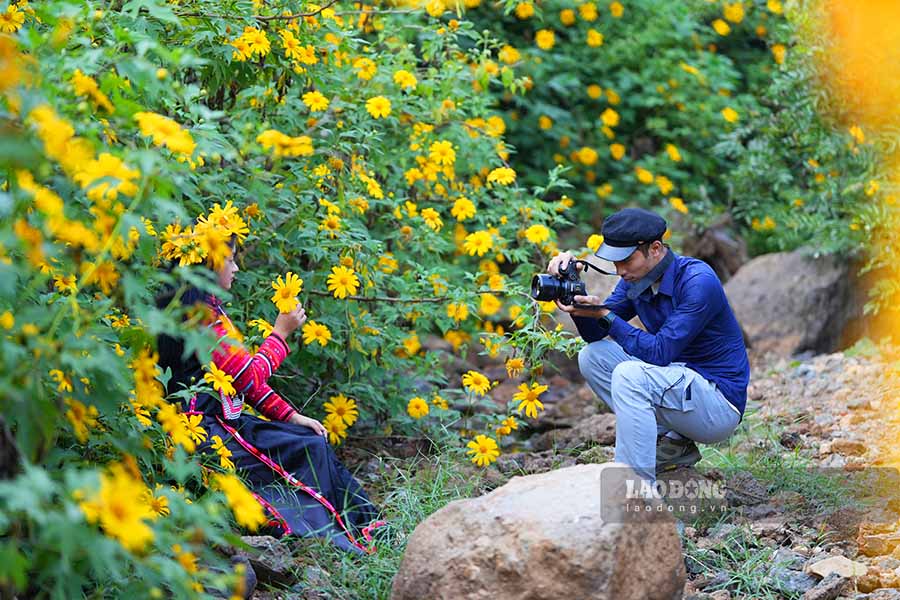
[[288, 413, 327, 437], [273, 303, 307, 340]]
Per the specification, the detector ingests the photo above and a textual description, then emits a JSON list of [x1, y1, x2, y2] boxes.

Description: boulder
[[530, 413, 617, 451], [391, 463, 685, 600], [679, 215, 748, 282], [724, 248, 863, 356]]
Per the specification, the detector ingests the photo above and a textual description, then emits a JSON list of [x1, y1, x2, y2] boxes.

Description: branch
[[175, 0, 341, 22], [305, 289, 524, 303]]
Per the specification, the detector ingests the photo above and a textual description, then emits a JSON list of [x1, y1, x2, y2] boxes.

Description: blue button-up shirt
[[572, 251, 750, 414]]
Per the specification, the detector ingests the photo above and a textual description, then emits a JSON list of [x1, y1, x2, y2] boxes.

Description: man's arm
[[607, 272, 723, 365], [569, 280, 636, 342]]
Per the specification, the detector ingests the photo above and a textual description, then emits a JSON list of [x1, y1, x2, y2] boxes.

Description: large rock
[[391, 463, 685, 600], [724, 248, 863, 356]]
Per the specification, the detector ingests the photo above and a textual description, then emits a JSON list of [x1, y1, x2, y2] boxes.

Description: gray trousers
[[578, 339, 741, 483]]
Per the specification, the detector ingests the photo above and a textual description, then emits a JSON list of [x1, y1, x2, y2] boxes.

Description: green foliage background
[[0, 0, 877, 596]]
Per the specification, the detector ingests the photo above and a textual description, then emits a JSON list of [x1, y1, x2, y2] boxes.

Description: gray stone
[[801, 573, 851, 600], [531, 413, 617, 451], [234, 535, 295, 586], [391, 463, 685, 600], [724, 248, 864, 356]]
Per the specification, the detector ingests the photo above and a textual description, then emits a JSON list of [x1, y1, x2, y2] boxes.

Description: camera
[[531, 260, 586, 306]]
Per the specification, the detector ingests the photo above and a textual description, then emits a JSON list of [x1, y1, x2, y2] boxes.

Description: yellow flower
[[211, 434, 235, 470], [134, 112, 195, 156], [634, 167, 654, 184], [498, 45, 521, 65], [767, 0, 783, 14], [214, 473, 267, 530], [393, 69, 418, 89], [182, 413, 208, 445], [524, 224, 550, 245], [302, 320, 332, 347], [302, 90, 329, 112], [74, 153, 140, 202], [487, 167, 516, 185], [771, 43, 786, 65], [79, 463, 156, 552], [723, 2, 744, 23], [560, 8, 576, 25], [432, 393, 449, 410], [849, 125, 865, 145], [721, 107, 739, 123], [447, 303, 469, 322], [50, 369, 74, 392], [248, 318, 274, 337], [538, 115, 553, 130], [204, 363, 236, 396], [402, 333, 421, 357], [712, 19, 731, 36], [535, 29, 555, 51], [425, 0, 445, 17], [587, 234, 604, 252], [576, 146, 598, 166], [353, 57, 377, 80], [665, 144, 682, 162], [270, 272, 303, 313], [464, 230, 494, 256], [0, 4, 25, 33], [466, 434, 500, 467], [488, 273, 505, 291], [323, 413, 347, 445], [327, 265, 360, 299], [429, 140, 456, 166], [324, 393, 358, 426], [586, 29, 604, 47], [656, 175, 675, 195], [480, 293, 502, 316], [451, 197, 476, 221], [610, 143, 626, 161], [72, 70, 113, 113], [407, 396, 429, 419], [600, 108, 620, 127], [256, 129, 314, 158], [514, 382, 548, 418], [505, 357, 525, 378], [669, 197, 688, 214], [366, 96, 391, 119], [587, 84, 603, 99], [65, 399, 99, 443], [609, 1, 624, 17], [866, 180, 880, 197], [172, 544, 199, 574], [0, 311, 13, 329], [319, 214, 342, 238], [514, 2, 534, 19], [462, 370, 491, 396]]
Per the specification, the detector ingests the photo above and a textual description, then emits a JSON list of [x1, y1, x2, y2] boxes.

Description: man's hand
[[273, 303, 307, 340], [546, 251, 583, 277], [556, 295, 610, 318], [288, 413, 327, 437]]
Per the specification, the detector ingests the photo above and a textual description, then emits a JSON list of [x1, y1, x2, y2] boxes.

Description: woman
[[157, 240, 383, 554]]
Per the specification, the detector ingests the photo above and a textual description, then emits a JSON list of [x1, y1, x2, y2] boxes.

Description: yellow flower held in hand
[[407, 396, 429, 419], [462, 370, 492, 396], [205, 363, 236, 396], [467, 434, 500, 467], [302, 320, 332, 347], [514, 381, 548, 418], [271, 271, 303, 313], [326, 265, 360, 299]]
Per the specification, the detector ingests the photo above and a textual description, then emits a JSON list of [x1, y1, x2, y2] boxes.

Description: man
[[547, 207, 749, 484]]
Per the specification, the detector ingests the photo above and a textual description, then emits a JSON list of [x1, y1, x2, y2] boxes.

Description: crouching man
[[548, 207, 749, 485]]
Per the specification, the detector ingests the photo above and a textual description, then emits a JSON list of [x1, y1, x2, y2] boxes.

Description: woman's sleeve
[[209, 319, 298, 422]]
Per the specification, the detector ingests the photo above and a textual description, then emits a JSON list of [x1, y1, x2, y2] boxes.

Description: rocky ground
[[244, 344, 900, 599]]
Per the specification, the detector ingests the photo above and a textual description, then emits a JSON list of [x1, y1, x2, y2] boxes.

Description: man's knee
[[611, 361, 647, 398], [578, 339, 623, 377]]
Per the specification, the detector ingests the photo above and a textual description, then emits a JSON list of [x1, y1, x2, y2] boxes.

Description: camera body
[[530, 260, 587, 306]]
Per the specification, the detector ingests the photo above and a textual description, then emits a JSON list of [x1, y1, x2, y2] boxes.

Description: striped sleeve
[[208, 316, 298, 422]]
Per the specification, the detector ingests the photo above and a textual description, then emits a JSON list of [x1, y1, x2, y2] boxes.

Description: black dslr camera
[[531, 260, 587, 306]]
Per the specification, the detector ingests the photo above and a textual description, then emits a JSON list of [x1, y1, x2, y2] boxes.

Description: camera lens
[[530, 274, 561, 301]]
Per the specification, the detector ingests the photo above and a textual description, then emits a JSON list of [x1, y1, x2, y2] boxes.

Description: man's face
[[614, 241, 665, 282]]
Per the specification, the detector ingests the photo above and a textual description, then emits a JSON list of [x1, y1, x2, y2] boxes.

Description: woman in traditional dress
[[156, 237, 383, 554]]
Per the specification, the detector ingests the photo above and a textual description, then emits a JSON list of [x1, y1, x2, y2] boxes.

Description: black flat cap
[[594, 208, 667, 262]]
